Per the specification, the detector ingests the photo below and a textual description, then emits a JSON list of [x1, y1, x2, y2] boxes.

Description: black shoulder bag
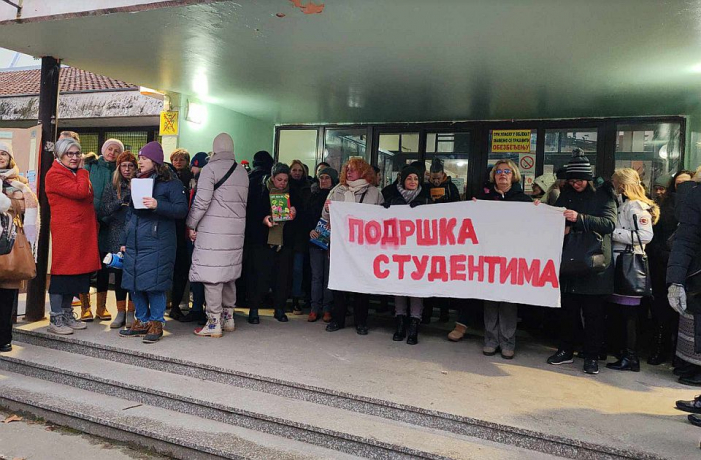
[[214, 162, 237, 191], [614, 215, 652, 297], [560, 218, 607, 276]]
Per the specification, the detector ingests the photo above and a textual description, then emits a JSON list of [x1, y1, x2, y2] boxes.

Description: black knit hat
[[253, 150, 274, 170], [566, 148, 593, 181], [555, 167, 568, 180], [271, 162, 291, 177], [400, 165, 421, 187], [430, 157, 444, 174]]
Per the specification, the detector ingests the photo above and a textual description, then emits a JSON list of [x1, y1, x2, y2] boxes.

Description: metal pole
[[25, 56, 60, 322]]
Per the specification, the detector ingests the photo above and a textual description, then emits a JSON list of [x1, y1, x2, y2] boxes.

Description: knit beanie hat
[[253, 150, 274, 170], [566, 148, 593, 181], [139, 141, 164, 165], [318, 167, 339, 185], [430, 157, 444, 174], [271, 162, 291, 177], [116, 151, 137, 167], [400, 165, 421, 187], [555, 167, 568, 180], [654, 174, 671, 188], [0, 141, 13, 159], [191, 151, 209, 168], [101, 139, 124, 157]]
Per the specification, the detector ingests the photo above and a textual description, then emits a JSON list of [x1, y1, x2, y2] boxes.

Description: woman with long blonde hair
[[606, 168, 658, 372]]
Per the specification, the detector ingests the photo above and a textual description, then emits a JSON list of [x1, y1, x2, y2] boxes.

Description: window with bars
[[104, 131, 149, 154]]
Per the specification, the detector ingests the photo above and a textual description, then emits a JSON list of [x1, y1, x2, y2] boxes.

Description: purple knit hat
[[139, 141, 164, 165]]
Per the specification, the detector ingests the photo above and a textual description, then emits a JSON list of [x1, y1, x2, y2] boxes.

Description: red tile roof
[[0, 67, 136, 96]]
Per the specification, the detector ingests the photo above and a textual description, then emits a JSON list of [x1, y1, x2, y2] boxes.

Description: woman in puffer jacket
[[118, 142, 188, 344], [605, 168, 658, 372]]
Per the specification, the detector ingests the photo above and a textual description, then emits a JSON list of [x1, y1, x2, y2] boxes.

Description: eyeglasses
[[495, 169, 512, 175], [120, 163, 136, 169], [64, 152, 81, 158], [568, 179, 585, 185]]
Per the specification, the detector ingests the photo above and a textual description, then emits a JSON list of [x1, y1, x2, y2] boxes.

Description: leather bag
[[614, 217, 652, 297], [0, 216, 36, 281], [560, 219, 607, 276]]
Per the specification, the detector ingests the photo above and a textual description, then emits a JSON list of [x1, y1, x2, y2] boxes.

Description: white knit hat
[[0, 141, 13, 159], [101, 138, 124, 156]]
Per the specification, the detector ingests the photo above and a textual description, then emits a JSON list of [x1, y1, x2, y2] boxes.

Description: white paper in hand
[[131, 178, 154, 209]]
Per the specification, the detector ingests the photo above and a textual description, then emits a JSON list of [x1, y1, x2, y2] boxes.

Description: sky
[[0, 48, 39, 69]]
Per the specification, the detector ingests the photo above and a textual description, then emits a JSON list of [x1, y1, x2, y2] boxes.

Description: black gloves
[[410, 201, 422, 208], [383, 201, 391, 209]]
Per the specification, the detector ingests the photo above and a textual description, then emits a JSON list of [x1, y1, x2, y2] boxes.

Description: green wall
[[178, 100, 274, 163]]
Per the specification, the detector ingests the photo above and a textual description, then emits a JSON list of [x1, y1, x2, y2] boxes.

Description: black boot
[[274, 309, 289, 322], [247, 308, 260, 324], [406, 317, 420, 345], [647, 327, 668, 365], [438, 306, 450, 323], [392, 315, 407, 341], [606, 350, 640, 372]]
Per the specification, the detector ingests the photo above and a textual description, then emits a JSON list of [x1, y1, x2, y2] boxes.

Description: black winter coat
[[555, 183, 617, 296], [246, 181, 302, 247], [428, 177, 461, 203], [382, 184, 432, 206], [98, 181, 131, 254], [289, 177, 312, 252], [647, 193, 677, 262], [667, 184, 701, 288], [120, 173, 189, 292], [477, 182, 533, 202]]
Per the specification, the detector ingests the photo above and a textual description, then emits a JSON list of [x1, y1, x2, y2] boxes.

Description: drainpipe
[[25, 56, 60, 322]]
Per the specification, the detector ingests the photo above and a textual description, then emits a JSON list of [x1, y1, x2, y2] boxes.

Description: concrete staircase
[[0, 328, 666, 460]]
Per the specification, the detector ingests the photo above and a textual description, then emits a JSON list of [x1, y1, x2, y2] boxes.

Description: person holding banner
[[547, 149, 617, 375], [382, 165, 432, 344], [324, 158, 384, 335], [605, 168, 657, 372], [476, 160, 533, 358]]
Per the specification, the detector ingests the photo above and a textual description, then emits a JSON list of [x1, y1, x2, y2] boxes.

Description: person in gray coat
[[186, 133, 249, 338]]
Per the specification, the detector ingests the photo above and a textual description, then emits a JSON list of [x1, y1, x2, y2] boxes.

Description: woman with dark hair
[[98, 151, 138, 329], [324, 158, 384, 335], [547, 149, 617, 375], [45, 138, 101, 335], [382, 165, 432, 344], [288, 159, 312, 315], [0, 141, 39, 350], [245, 162, 300, 324], [646, 170, 693, 365], [119, 142, 189, 343]]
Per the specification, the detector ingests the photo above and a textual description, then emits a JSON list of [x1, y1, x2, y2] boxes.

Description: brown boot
[[95, 291, 111, 321], [143, 321, 164, 343], [119, 318, 150, 337], [448, 322, 467, 342], [79, 293, 93, 322]]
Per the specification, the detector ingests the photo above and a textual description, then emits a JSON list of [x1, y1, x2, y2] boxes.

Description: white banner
[[329, 201, 566, 308]]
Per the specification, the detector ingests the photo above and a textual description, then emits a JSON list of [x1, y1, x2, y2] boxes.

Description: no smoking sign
[[519, 153, 535, 172]]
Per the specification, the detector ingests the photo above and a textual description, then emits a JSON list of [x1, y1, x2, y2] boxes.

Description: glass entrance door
[[488, 129, 537, 193], [377, 132, 420, 189], [425, 131, 471, 200]]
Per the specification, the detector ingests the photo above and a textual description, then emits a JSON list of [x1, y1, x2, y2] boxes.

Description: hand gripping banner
[[329, 201, 566, 308]]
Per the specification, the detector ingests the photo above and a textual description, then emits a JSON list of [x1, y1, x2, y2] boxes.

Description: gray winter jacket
[[186, 148, 249, 284]]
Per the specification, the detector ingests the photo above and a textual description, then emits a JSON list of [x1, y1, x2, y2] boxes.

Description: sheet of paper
[[131, 178, 154, 209]]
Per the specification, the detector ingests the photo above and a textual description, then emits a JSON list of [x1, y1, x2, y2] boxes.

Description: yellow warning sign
[[491, 130, 532, 153], [159, 111, 179, 136]]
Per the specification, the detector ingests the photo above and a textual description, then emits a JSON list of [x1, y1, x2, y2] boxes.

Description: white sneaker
[[48, 314, 73, 335], [222, 307, 235, 332]]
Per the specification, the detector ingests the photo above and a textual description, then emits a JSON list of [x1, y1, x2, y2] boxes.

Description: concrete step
[[12, 327, 664, 460], [0, 369, 356, 460], [0, 342, 560, 460]]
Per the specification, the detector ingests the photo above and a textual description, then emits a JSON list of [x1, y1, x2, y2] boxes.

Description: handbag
[[560, 219, 607, 276], [614, 216, 652, 297], [0, 215, 36, 281], [0, 212, 16, 255]]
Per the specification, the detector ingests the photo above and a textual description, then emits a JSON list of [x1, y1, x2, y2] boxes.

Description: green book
[[270, 193, 292, 222]]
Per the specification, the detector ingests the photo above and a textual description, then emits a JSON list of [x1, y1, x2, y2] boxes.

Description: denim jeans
[[131, 290, 167, 323], [309, 246, 332, 313]]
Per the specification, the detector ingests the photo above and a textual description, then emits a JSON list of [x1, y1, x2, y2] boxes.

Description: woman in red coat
[[45, 138, 101, 335]]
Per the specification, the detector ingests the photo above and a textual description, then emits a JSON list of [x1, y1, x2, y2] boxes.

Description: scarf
[[266, 177, 289, 247], [0, 166, 21, 195], [343, 179, 369, 202], [397, 183, 421, 204], [1, 165, 39, 229]]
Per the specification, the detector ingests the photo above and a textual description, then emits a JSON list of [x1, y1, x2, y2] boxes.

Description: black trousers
[[247, 244, 294, 311], [170, 241, 191, 308], [559, 293, 606, 359], [0, 288, 17, 346], [331, 291, 369, 327]]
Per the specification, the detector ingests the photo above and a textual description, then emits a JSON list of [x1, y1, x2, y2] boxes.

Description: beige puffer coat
[[186, 135, 249, 284]]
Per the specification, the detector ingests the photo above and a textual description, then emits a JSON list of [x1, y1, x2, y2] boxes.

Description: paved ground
[[0, 409, 166, 460], [11, 294, 701, 459]]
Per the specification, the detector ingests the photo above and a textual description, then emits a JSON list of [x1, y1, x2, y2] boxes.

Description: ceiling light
[[186, 100, 206, 124]]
